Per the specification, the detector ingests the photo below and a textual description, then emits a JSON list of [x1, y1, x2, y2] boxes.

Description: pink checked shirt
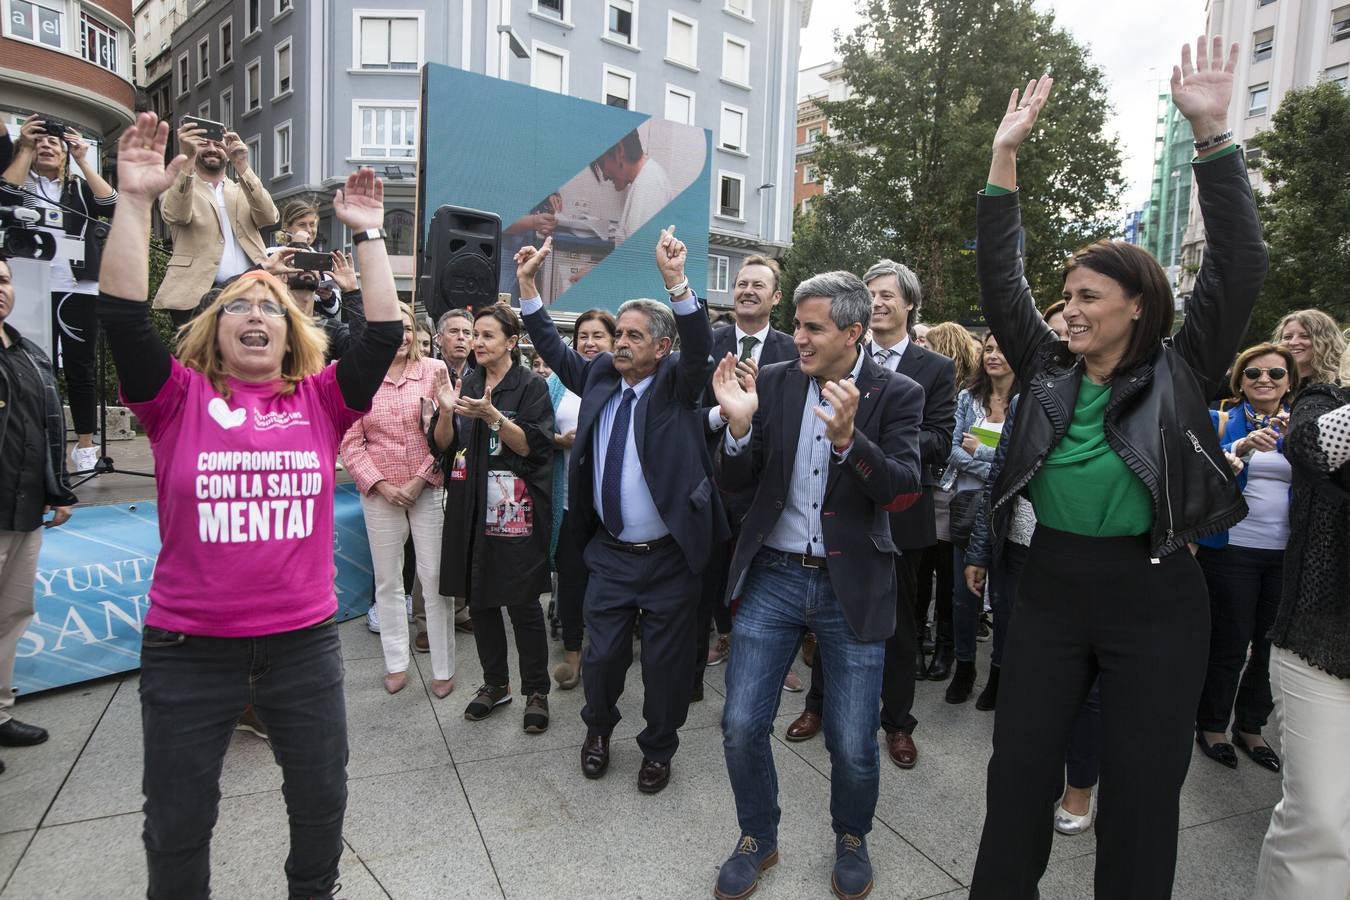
[[340, 356, 450, 494]]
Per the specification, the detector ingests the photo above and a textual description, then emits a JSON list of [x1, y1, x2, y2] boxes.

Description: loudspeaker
[[418, 205, 501, 321]]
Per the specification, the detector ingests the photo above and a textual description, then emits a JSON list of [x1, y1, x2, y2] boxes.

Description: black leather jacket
[[977, 150, 1268, 559]]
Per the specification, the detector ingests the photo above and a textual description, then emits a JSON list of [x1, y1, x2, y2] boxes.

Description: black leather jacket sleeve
[[975, 189, 1057, 384]]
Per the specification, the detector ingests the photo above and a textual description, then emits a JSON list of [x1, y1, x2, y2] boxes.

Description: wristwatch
[[489, 415, 504, 432], [351, 228, 387, 245]]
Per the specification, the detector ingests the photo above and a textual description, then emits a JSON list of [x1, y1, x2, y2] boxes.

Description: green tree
[[781, 0, 1124, 325], [1247, 81, 1350, 344]]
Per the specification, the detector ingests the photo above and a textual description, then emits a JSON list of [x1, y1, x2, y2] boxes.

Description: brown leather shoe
[[886, 731, 918, 769], [785, 710, 822, 742], [638, 757, 671, 794], [414, 631, 429, 653], [581, 734, 610, 779]]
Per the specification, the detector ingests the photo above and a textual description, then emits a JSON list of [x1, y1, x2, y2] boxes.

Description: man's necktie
[[601, 388, 636, 537], [739, 335, 760, 362], [873, 347, 894, 366]]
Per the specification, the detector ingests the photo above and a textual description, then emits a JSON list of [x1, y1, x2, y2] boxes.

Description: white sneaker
[[366, 604, 381, 633], [70, 445, 99, 473], [406, 593, 415, 622]]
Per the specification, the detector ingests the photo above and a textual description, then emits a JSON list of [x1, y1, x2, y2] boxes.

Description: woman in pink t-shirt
[[95, 114, 403, 900], [340, 303, 455, 697]]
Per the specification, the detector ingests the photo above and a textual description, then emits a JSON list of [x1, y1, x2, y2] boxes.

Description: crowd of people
[[0, 32, 1347, 900]]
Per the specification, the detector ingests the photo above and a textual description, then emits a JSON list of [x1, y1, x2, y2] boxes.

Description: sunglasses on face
[[221, 298, 287, 318], [1242, 366, 1287, 381]]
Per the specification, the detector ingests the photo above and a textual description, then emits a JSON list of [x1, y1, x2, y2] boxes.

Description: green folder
[[970, 425, 1002, 448]]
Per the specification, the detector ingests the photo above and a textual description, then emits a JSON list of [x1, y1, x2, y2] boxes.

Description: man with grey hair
[[515, 227, 725, 795], [788, 258, 956, 772], [711, 269, 924, 899]]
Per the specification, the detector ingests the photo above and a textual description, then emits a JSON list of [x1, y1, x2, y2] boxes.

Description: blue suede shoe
[[713, 834, 779, 900], [831, 833, 873, 899]]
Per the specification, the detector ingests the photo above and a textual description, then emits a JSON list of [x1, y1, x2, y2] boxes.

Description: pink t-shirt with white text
[[127, 357, 365, 637]]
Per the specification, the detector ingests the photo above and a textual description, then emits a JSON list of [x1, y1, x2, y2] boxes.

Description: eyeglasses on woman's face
[[221, 298, 287, 318], [1242, 366, 1287, 381]]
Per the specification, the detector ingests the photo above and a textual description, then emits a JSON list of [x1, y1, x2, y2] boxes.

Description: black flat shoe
[[1196, 731, 1237, 769], [1232, 731, 1281, 772]]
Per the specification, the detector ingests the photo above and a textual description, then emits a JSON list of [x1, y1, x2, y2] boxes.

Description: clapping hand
[[713, 354, 758, 439], [1171, 36, 1238, 142], [117, 113, 188, 203], [436, 376, 463, 414], [813, 379, 860, 450], [333, 167, 385, 232], [454, 385, 500, 423]]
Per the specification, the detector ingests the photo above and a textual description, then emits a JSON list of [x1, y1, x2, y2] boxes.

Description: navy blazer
[[524, 302, 728, 575], [888, 341, 957, 550], [718, 353, 925, 641]]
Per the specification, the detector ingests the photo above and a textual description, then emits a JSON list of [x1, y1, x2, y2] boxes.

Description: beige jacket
[[153, 167, 278, 310]]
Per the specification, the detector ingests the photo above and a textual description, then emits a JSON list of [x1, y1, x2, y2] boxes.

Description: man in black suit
[[517, 227, 725, 795], [696, 255, 797, 697], [710, 271, 923, 900], [787, 260, 956, 771]]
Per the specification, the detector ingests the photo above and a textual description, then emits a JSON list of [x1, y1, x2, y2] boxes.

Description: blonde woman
[[1272, 309, 1346, 387], [924, 322, 983, 391]]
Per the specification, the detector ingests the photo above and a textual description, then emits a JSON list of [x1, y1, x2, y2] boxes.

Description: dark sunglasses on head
[[1242, 366, 1287, 381]]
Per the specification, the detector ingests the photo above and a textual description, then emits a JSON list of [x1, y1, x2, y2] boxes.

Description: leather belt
[[601, 532, 676, 554], [765, 547, 829, 569]]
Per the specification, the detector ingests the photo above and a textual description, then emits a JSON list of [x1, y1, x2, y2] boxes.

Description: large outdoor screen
[[416, 63, 711, 315]]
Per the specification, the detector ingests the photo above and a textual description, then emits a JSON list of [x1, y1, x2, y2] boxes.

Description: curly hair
[[924, 322, 983, 392], [1271, 309, 1347, 386]]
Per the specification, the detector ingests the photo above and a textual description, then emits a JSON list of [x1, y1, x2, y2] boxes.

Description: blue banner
[[14, 484, 374, 695]]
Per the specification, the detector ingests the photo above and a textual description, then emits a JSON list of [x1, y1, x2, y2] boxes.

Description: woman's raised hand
[[116, 113, 187, 203], [992, 76, 1054, 156], [1171, 36, 1238, 139], [333, 167, 385, 232]]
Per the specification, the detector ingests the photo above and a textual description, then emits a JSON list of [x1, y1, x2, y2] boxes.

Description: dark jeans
[[971, 527, 1209, 900], [1195, 544, 1283, 734], [554, 509, 590, 652], [471, 600, 550, 696], [52, 291, 100, 435], [916, 540, 953, 647], [987, 541, 1028, 668], [953, 542, 984, 663], [805, 551, 920, 735], [139, 620, 348, 900], [723, 549, 886, 842]]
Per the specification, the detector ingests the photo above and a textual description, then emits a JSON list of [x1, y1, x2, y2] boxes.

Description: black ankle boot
[[975, 665, 1000, 710], [926, 643, 954, 681], [945, 660, 976, 704]]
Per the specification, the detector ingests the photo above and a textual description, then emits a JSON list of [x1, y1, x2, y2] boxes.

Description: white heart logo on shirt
[[207, 397, 247, 430]]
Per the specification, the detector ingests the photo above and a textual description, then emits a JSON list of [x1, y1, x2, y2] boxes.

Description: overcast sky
[[799, 0, 1208, 211]]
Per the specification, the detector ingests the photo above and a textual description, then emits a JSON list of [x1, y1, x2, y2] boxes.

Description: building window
[[665, 85, 695, 124], [358, 15, 420, 70], [799, 196, 813, 214], [1335, 5, 1350, 43], [719, 173, 743, 219], [244, 0, 260, 34], [196, 101, 210, 120], [725, 0, 751, 17], [220, 18, 233, 67], [196, 35, 210, 82], [806, 125, 822, 143], [9, 0, 63, 50], [531, 42, 567, 93], [719, 103, 746, 152], [82, 11, 119, 74], [1253, 27, 1273, 61], [667, 13, 697, 68], [177, 52, 190, 97], [276, 0, 292, 15], [803, 164, 819, 184], [245, 58, 262, 111], [355, 104, 417, 158], [274, 121, 291, 177], [709, 254, 729, 293], [246, 134, 262, 172], [604, 66, 634, 108], [274, 39, 292, 96], [220, 87, 233, 127], [1247, 82, 1270, 116], [722, 35, 749, 85], [1258, 0, 1277, 6], [535, 0, 564, 20], [384, 209, 415, 255], [1326, 63, 1349, 91], [607, 0, 634, 44]]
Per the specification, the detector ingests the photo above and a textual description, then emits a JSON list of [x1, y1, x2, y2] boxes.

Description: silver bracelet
[[666, 278, 690, 297], [1193, 130, 1234, 153]]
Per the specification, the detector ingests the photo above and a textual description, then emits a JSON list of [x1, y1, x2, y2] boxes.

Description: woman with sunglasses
[[1193, 343, 1299, 773], [96, 114, 402, 899]]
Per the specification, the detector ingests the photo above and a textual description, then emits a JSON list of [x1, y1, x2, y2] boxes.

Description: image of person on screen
[[589, 130, 672, 246], [500, 193, 562, 295]]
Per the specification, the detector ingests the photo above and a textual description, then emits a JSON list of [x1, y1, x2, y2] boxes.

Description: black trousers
[[553, 509, 590, 652], [694, 531, 736, 689], [1194, 544, 1282, 734], [51, 291, 100, 435], [915, 540, 953, 648], [471, 601, 550, 696], [805, 550, 920, 735], [581, 535, 700, 763], [970, 527, 1209, 900]]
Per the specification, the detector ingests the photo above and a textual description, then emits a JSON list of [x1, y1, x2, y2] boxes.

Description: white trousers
[[1257, 645, 1350, 900], [0, 529, 43, 726], [359, 488, 455, 681]]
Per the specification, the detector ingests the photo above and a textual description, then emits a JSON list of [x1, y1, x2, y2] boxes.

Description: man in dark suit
[[787, 260, 956, 771], [517, 227, 725, 795], [710, 271, 923, 900], [696, 255, 797, 697]]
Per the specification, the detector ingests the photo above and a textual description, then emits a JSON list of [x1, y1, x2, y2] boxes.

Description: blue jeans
[[722, 549, 886, 843], [953, 543, 983, 663], [139, 620, 348, 900]]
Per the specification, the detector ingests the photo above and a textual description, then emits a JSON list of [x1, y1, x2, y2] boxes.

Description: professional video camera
[[0, 205, 59, 261]]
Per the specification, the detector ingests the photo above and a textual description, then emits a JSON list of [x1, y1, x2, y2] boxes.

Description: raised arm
[[655, 226, 715, 408], [0, 116, 42, 187], [516, 237, 593, 394], [159, 122, 205, 226], [224, 130, 279, 229]]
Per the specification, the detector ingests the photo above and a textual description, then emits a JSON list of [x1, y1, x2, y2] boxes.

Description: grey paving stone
[[0, 830, 32, 887], [342, 655, 459, 779]]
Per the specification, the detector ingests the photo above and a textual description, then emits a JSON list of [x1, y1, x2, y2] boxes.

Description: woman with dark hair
[[1194, 342, 1300, 773], [969, 38, 1267, 899], [1, 114, 116, 474], [941, 332, 1018, 703], [433, 303, 555, 731], [548, 308, 617, 689]]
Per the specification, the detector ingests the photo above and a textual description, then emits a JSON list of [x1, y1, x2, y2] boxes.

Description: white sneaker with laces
[[366, 604, 381, 633], [71, 445, 99, 474]]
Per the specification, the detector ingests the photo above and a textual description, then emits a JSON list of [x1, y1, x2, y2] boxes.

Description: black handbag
[[948, 489, 982, 548]]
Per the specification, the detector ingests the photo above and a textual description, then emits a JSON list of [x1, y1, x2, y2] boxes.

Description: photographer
[[1, 115, 117, 474]]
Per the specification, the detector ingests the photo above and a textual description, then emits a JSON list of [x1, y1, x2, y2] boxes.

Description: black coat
[[887, 342, 956, 550], [434, 362, 555, 610], [718, 354, 925, 642]]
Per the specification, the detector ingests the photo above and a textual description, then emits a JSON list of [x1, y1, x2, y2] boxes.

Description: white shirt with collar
[[210, 179, 253, 285], [708, 321, 774, 431], [868, 335, 910, 373]]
